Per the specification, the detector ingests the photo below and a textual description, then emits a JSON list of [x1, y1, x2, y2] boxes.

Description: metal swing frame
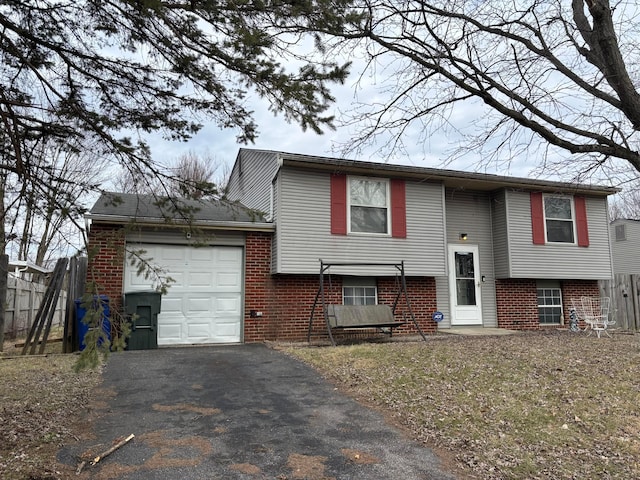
[[307, 259, 427, 346]]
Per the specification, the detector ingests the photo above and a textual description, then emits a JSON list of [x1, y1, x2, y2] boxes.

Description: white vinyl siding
[[491, 190, 510, 278], [442, 189, 497, 328], [435, 276, 451, 328], [506, 191, 612, 279], [226, 149, 279, 216], [275, 167, 446, 276], [610, 220, 640, 274]]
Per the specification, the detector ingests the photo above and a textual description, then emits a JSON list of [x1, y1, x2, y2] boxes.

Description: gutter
[[86, 213, 275, 232], [279, 155, 620, 196]]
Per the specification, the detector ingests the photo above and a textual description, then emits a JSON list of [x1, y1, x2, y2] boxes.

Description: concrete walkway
[[440, 327, 519, 336], [59, 344, 458, 479]]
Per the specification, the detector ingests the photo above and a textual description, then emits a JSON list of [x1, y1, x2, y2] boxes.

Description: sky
[[146, 69, 535, 183]]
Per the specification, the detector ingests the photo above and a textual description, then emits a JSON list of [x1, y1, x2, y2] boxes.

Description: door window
[[455, 252, 476, 306]]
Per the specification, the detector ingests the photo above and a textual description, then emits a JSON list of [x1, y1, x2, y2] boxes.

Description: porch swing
[[307, 259, 427, 346]]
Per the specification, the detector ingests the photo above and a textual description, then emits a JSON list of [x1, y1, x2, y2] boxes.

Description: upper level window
[[349, 177, 389, 234], [544, 196, 575, 243], [615, 224, 626, 242]]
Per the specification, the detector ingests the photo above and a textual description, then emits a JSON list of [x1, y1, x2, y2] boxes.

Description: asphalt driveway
[[59, 344, 458, 479]]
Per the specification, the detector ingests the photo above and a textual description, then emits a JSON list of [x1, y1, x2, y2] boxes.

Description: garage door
[[124, 244, 243, 345]]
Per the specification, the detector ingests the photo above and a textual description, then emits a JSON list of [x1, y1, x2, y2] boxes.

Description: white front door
[[448, 244, 482, 325]]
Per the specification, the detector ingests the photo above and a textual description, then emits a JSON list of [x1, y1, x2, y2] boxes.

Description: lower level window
[[537, 284, 563, 324], [343, 286, 377, 305]]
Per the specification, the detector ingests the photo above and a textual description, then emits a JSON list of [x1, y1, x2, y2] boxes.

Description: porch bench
[[326, 304, 405, 334]]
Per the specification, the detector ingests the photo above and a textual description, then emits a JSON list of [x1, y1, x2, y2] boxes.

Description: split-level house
[[86, 148, 617, 346]]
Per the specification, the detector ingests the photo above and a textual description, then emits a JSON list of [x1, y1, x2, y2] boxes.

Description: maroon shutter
[[574, 196, 590, 247], [390, 179, 407, 238], [530, 192, 545, 245], [330, 174, 347, 235]]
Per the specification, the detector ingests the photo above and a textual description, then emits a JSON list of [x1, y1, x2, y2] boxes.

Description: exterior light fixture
[[460, 233, 468, 241]]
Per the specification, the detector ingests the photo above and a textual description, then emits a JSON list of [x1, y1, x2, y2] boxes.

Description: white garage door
[[124, 244, 243, 345]]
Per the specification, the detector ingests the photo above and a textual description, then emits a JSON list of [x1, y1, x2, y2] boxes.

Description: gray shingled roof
[[238, 148, 619, 196], [89, 192, 266, 224]]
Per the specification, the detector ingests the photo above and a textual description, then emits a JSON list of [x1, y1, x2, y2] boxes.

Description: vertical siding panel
[[435, 276, 451, 328], [492, 190, 510, 278]]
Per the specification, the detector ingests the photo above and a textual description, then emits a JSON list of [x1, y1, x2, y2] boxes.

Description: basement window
[[537, 280, 563, 325], [343, 277, 377, 305]]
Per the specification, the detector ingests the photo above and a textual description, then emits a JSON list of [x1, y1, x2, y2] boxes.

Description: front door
[[448, 244, 482, 325]]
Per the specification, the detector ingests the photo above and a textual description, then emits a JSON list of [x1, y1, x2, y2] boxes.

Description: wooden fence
[[3, 275, 67, 339], [599, 274, 640, 331]]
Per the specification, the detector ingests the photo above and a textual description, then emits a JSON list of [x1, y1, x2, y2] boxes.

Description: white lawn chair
[[581, 296, 613, 338]]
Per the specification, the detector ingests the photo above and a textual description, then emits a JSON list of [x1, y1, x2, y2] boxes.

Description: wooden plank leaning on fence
[[21, 258, 69, 355]]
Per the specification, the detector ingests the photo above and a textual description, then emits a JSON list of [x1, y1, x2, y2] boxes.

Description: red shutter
[[530, 192, 545, 245], [330, 174, 347, 235], [574, 196, 590, 247], [390, 179, 407, 238]]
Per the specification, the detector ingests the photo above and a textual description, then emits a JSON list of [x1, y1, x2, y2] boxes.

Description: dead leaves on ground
[[287, 331, 640, 479]]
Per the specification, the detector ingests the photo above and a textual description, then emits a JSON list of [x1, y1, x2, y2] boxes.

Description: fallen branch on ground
[[76, 433, 134, 474]]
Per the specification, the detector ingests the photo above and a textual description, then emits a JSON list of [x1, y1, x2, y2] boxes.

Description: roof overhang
[[87, 213, 275, 232], [277, 153, 620, 197]]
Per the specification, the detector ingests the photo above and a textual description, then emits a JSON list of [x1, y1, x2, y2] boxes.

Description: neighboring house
[[87, 149, 617, 346], [610, 218, 640, 275]]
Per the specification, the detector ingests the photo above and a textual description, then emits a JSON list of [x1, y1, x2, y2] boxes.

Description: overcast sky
[[145, 68, 536, 182]]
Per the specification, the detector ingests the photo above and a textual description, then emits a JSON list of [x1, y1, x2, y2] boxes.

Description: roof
[[88, 192, 274, 231], [240, 148, 620, 196], [9, 260, 54, 275]]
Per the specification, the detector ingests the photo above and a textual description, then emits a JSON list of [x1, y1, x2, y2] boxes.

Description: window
[[349, 177, 389, 234], [544, 196, 575, 243], [343, 277, 377, 305], [537, 281, 563, 324], [615, 224, 626, 242]]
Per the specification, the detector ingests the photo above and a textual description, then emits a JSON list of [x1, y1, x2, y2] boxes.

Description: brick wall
[[86, 223, 125, 313], [561, 280, 600, 329], [495, 278, 600, 330], [243, 232, 438, 342], [495, 279, 539, 329]]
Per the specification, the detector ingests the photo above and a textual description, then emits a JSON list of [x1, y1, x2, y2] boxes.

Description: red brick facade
[[561, 280, 600, 329], [86, 223, 126, 313], [87, 226, 603, 343], [496, 278, 600, 330], [243, 232, 439, 342]]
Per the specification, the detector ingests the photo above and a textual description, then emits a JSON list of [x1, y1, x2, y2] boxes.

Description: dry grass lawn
[[284, 330, 640, 480], [0, 338, 101, 480], [1, 330, 639, 479]]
